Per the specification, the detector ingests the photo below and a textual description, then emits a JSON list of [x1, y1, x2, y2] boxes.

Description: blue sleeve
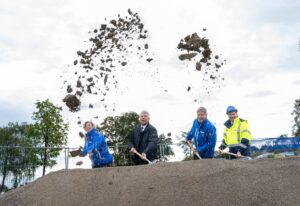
[[197, 126, 217, 153], [82, 140, 93, 156], [82, 136, 98, 156], [186, 120, 195, 141]]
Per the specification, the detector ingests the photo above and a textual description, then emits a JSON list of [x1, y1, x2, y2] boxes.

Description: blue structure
[[250, 137, 300, 152]]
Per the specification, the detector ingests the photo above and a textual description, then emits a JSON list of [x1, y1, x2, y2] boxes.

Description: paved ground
[[1, 157, 300, 206]]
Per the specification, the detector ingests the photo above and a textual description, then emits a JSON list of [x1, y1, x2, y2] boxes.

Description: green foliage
[[177, 131, 193, 161], [98, 112, 140, 146], [0, 122, 35, 192], [292, 98, 300, 137], [157, 134, 174, 161], [25, 99, 68, 176], [98, 112, 174, 166]]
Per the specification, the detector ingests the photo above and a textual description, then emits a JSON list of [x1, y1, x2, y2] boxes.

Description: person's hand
[[141, 153, 147, 160], [185, 140, 191, 146], [192, 148, 198, 154], [217, 149, 222, 155], [88, 151, 93, 157], [130, 147, 136, 153], [236, 151, 242, 158]]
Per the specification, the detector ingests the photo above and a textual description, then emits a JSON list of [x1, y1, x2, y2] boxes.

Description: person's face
[[84, 122, 94, 132], [197, 111, 207, 123], [227, 112, 238, 121], [139, 113, 150, 125]]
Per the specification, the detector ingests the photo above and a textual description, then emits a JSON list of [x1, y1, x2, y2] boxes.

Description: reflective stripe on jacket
[[220, 118, 251, 149]]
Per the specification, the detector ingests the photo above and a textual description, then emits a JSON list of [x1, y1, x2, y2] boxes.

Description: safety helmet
[[226, 106, 238, 114]]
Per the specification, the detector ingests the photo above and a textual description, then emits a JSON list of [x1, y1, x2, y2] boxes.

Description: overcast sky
[[1, 0, 300, 150]]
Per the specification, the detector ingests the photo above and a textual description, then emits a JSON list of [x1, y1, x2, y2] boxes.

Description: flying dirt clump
[[79, 131, 85, 138], [177, 31, 226, 94], [62, 94, 80, 112], [62, 8, 154, 113], [177, 32, 212, 64]]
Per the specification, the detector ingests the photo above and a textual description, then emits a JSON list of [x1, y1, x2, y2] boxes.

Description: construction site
[[1, 1, 300, 206]]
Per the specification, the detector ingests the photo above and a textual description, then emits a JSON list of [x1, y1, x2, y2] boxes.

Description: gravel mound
[[1, 157, 300, 206]]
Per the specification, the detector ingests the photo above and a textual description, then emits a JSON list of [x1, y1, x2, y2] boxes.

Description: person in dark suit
[[128, 110, 158, 165]]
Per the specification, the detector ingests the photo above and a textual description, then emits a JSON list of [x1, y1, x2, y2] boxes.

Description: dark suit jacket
[[128, 124, 158, 162]]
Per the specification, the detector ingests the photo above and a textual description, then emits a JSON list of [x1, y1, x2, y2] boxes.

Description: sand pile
[[1, 157, 300, 206]]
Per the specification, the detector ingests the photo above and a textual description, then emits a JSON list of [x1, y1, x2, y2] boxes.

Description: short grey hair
[[196, 107, 207, 114], [140, 110, 150, 117]]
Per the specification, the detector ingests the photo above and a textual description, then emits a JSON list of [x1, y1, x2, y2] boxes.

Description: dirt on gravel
[[1, 157, 300, 206]]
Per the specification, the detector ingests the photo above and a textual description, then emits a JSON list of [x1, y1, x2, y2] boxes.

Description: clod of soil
[[178, 53, 198, 60], [69, 149, 82, 157], [62, 94, 81, 112], [75, 161, 83, 166], [79, 132, 85, 138], [196, 62, 202, 71]]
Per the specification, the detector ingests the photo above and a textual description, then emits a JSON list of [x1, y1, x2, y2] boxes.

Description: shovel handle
[[222, 151, 252, 160], [186, 141, 202, 159], [133, 150, 152, 164]]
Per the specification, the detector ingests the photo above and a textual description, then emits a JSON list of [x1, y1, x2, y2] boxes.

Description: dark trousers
[[229, 146, 250, 159], [133, 157, 148, 165], [193, 154, 201, 160], [132, 154, 155, 165]]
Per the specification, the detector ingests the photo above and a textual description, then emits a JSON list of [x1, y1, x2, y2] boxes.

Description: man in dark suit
[[128, 110, 158, 165]]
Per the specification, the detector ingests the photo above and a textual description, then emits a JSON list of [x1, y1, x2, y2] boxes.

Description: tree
[[0, 122, 35, 193], [25, 99, 68, 176], [292, 98, 300, 137], [157, 134, 174, 161], [99, 112, 140, 146], [98, 112, 174, 166], [177, 131, 193, 161]]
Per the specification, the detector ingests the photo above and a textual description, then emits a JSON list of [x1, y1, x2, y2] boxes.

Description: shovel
[[133, 150, 154, 165], [186, 141, 202, 159], [222, 151, 252, 160], [70, 149, 82, 157]]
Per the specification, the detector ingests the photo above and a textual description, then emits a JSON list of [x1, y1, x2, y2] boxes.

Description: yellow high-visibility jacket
[[220, 117, 251, 149]]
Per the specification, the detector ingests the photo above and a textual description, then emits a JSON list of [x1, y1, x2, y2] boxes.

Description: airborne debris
[[62, 94, 81, 112], [76, 161, 83, 166], [79, 132, 85, 138], [178, 53, 198, 61], [177, 32, 226, 94], [62, 9, 154, 113]]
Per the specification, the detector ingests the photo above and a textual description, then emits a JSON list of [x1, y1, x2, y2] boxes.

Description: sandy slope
[[1, 157, 300, 206]]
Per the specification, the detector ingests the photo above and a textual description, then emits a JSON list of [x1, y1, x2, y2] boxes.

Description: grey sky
[[0, 0, 299, 146]]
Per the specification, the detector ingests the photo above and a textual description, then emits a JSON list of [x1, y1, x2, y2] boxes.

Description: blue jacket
[[186, 118, 217, 158], [82, 128, 113, 167]]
